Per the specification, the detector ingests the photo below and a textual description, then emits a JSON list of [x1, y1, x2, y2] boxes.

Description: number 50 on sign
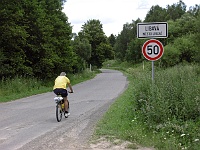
[[142, 39, 164, 61]]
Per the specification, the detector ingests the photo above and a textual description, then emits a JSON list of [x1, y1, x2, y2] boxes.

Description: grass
[[93, 61, 200, 150], [0, 69, 99, 102], [0, 76, 50, 102]]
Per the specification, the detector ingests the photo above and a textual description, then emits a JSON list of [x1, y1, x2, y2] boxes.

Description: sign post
[[142, 39, 164, 81], [137, 22, 168, 82]]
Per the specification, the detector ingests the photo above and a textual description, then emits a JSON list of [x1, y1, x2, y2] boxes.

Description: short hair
[[60, 72, 66, 76]]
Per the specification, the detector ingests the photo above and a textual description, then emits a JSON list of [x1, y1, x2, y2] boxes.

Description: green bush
[[173, 35, 197, 63], [133, 64, 200, 148], [160, 34, 199, 67], [161, 44, 181, 67]]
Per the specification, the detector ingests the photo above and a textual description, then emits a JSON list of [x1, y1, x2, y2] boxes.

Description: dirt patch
[[89, 137, 155, 150]]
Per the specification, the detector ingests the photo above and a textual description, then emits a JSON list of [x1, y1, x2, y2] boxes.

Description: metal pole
[[90, 64, 92, 72], [143, 61, 144, 70], [152, 61, 154, 82]]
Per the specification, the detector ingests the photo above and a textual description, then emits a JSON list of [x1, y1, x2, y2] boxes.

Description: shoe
[[64, 112, 70, 118]]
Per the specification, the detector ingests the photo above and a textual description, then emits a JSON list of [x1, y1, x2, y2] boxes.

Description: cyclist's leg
[[61, 89, 69, 113], [63, 96, 70, 118], [64, 97, 69, 112]]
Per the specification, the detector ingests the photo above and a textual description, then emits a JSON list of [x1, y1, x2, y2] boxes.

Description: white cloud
[[63, 0, 198, 36]]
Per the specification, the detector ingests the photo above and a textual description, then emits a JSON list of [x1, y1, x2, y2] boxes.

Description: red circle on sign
[[142, 39, 164, 61]]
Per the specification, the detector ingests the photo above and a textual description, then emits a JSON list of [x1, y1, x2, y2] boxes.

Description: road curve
[[0, 69, 128, 150]]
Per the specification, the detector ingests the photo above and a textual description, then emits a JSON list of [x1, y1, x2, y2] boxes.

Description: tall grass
[[94, 62, 200, 149], [133, 64, 200, 149], [0, 76, 51, 102], [0, 70, 98, 102]]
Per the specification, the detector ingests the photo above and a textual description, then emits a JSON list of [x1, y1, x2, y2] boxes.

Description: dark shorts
[[53, 88, 68, 97]]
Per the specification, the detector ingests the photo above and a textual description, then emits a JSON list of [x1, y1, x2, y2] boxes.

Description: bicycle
[[54, 95, 69, 122]]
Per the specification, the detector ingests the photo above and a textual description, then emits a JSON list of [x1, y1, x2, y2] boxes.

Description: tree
[[114, 23, 133, 61], [161, 44, 181, 67], [166, 0, 186, 21], [108, 34, 116, 48], [0, 0, 31, 78], [193, 11, 200, 63], [188, 4, 200, 18], [144, 5, 167, 22], [167, 12, 196, 44], [174, 35, 196, 63], [72, 36, 91, 70], [0, 0, 74, 79], [79, 19, 108, 68], [125, 38, 144, 63], [30, 0, 73, 78], [114, 19, 142, 62]]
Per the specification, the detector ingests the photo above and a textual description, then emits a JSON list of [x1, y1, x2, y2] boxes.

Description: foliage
[[165, 0, 186, 21], [161, 44, 181, 67], [0, 0, 30, 77], [173, 35, 197, 63], [0, 0, 75, 79], [144, 5, 168, 22], [114, 23, 133, 61], [167, 13, 196, 42], [133, 64, 200, 149], [108, 34, 116, 48], [77, 19, 113, 68], [71, 37, 91, 71], [161, 33, 197, 67], [188, 4, 200, 17], [193, 10, 200, 63], [125, 38, 144, 63]]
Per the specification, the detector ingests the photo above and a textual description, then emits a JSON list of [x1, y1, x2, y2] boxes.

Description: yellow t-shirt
[[53, 76, 70, 90]]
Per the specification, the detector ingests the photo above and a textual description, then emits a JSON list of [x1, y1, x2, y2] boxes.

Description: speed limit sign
[[142, 39, 164, 61]]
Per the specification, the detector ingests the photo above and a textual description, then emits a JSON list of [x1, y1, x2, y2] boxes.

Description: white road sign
[[137, 22, 168, 38]]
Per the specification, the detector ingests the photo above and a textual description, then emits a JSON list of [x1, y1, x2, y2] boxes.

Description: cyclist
[[53, 72, 73, 118]]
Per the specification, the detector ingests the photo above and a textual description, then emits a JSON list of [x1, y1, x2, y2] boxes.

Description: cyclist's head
[[60, 72, 66, 76]]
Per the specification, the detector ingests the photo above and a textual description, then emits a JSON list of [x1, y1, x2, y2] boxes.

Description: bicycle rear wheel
[[56, 103, 62, 122]]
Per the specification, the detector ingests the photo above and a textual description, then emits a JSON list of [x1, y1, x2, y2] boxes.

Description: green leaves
[[161, 44, 181, 67], [77, 19, 111, 69], [144, 5, 168, 22], [0, 0, 74, 79]]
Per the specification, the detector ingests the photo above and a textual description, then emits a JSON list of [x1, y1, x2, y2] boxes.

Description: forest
[[0, 0, 199, 79]]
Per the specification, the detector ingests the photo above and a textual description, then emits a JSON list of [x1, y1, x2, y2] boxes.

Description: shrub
[[132, 64, 200, 148], [161, 44, 181, 67]]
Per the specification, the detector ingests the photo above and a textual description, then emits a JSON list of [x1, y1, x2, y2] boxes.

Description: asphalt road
[[0, 69, 128, 150]]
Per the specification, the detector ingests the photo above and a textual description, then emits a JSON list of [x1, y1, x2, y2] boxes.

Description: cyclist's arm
[[67, 83, 73, 93]]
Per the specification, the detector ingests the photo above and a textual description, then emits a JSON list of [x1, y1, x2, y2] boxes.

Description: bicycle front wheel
[[56, 103, 62, 122]]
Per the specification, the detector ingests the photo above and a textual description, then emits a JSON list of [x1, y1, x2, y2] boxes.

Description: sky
[[63, 0, 198, 36]]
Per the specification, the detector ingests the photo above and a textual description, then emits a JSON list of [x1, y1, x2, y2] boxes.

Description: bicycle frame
[[54, 95, 65, 122]]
